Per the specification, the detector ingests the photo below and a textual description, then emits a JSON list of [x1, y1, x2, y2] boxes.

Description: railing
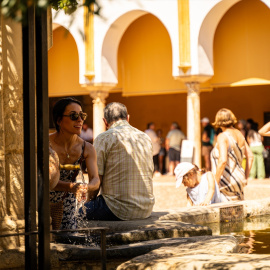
[[0, 227, 108, 270]]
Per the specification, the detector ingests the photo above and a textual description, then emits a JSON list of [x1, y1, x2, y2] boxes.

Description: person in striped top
[[210, 108, 253, 201]]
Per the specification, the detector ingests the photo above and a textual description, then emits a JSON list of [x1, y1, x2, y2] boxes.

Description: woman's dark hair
[[147, 122, 154, 129], [52, 97, 82, 132]]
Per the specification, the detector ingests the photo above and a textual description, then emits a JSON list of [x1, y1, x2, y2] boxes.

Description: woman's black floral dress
[[50, 144, 85, 229]]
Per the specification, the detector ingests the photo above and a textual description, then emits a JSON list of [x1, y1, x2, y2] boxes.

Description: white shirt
[[145, 129, 161, 156], [186, 173, 222, 205]]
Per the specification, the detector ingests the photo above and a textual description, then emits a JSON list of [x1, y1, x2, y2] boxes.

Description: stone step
[[51, 235, 237, 262], [55, 219, 211, 246]]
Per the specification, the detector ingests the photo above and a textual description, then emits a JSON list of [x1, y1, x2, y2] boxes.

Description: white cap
[[174, 162, 195, 188], [201, 117, 210, 123]]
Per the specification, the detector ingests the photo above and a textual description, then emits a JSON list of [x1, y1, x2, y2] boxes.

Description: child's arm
[[199, 172, 215, 206], [187, 194, 193, 207]]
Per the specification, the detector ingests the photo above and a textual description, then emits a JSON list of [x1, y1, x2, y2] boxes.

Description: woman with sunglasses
[[49, 97, 100, 229]]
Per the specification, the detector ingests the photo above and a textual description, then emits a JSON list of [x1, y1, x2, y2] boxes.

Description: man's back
[[93, 120, 155, 220], [167, 129, 185, 151]]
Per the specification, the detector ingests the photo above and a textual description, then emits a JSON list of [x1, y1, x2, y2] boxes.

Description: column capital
[[185, 81, 200, 96], [90, 90, 109, 105]]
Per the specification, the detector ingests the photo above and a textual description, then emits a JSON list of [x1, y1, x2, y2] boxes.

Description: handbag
[[50, 196, 66, 230]]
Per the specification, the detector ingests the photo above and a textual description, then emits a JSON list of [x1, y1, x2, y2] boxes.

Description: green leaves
[[0, 0, 100, 21], [50, 0, 79, 15]]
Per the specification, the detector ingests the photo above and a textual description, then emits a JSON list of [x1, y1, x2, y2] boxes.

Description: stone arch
[[212, 0, 270, 86], [101, 10, 175, 85], [198, 0, 241, 75], [198, 0, 270, 76], [48, 24, 87, 96]]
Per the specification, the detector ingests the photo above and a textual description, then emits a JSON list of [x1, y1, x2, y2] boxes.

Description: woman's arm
[[259, 122, 270, 137], [215, 133, 228, 184], [84, 142, 101, 200], [52, 180, 81, 193], [202, 130, 210, 143], [244, 140, 254, 179], [200, 172, 215, 206], [49, 146, 60, 190]]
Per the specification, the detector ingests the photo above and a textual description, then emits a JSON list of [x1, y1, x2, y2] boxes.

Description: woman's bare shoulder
[[233, 129, 246, 146], [216, 132, 227, 141], [83, 141, 96, 157], [49, 132, 57, 140]]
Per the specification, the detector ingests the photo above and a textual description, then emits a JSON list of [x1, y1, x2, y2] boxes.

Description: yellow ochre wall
[[48, 26, 85, 97], [106, 85, 269, 137], [211, 0, 270, 87], [116, 14, 186, 96], [48, 0, 270, 136]]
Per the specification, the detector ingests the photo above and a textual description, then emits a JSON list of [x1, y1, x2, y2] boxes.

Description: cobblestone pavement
[[153, 175, 270, 211]]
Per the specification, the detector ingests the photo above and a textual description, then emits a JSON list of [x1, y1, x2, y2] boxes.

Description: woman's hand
[[70, 183, 88, 202], [49, 146, 60, 190]]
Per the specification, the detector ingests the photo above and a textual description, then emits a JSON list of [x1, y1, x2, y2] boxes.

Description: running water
[[72, 169, 96, 246], [74, 169, 87, 222]]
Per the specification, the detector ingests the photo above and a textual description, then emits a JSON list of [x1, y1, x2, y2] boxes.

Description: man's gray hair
[[104, 102, 128, 124]]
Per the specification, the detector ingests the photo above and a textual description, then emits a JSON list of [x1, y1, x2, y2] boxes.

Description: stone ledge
[[0, 236, 237, 269], [118, 253, 270, 270], [78, 211, 211, 235], [61, 218, 211, 245], [117, 235, 240, 270], [105, 224, 211, 245], [158, 198, 270, 225]]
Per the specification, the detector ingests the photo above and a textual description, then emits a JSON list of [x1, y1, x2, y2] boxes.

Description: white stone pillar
[[186, 82, 201, 167], [90, 91, 109, 139]]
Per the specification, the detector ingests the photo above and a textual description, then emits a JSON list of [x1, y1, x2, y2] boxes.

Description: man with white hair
[[80, 102, 155, 221], [201, 117, 215, 171]]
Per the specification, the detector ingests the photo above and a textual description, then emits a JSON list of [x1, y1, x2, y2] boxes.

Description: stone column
[[90, 91, 109, 139], [186, 82, 201, 167], [0, 16, 24, 249]]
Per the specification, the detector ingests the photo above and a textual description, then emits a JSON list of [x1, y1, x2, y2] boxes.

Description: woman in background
[[211, 108, 253, 202]]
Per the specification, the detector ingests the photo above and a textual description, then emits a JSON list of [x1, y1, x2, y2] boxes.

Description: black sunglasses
[[62, 112, 88, 121]]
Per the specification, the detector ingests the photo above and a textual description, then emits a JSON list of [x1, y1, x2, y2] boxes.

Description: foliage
[[0, 0, 100, 22]]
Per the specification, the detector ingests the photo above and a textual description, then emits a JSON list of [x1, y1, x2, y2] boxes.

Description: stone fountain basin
[[2, 198, 270, 269]]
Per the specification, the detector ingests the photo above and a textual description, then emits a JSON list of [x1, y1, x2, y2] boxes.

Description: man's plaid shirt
[[93, 120, 155, 220]]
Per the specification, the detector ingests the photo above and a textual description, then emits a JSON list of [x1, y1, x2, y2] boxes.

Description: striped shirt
[[211, 132, 246, 201], [93, 120, 155, 220]]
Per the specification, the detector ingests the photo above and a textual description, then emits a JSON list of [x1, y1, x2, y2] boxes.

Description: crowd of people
[[48, 98, 269, 229], [144, 114, 268, 181]]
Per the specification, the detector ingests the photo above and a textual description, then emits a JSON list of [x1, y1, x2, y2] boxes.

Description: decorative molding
[[90, 90, 109, 104], [178, 0, 191, 74], [84, 4, 95, 82]]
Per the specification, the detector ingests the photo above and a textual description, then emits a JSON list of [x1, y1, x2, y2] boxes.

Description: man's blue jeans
[[79, 195, 121, 221]]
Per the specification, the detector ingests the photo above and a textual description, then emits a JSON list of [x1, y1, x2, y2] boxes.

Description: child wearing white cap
[[174, 162, 222, 206]]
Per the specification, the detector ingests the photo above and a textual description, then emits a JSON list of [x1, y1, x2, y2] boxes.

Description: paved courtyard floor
[[153, 175, 270, 211]]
